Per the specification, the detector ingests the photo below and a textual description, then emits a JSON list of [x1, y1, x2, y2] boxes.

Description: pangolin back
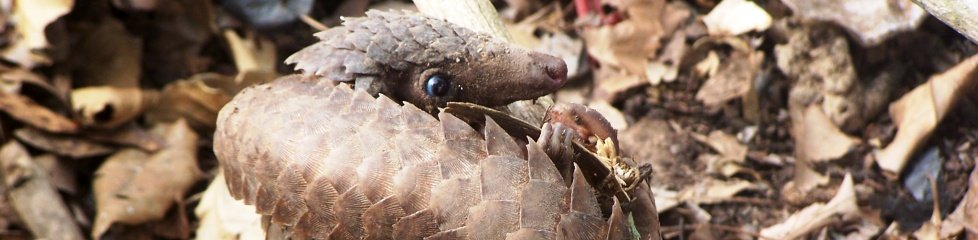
[[214, 75, 643, 239]]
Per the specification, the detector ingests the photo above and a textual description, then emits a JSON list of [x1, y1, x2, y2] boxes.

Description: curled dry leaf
[[92, 119, 200, 239], [702, 0, 772, 36], [145, 73, 236, 132], [877, 54, 978, 176], [781, 0, 926, 46], [0, 92, 77, 133], [694, 37, 764, 107], [13, 128, 114, 159], [194, 172, 264, 240], [71, 87, 160, 129], [0, 141, 84, 240], [760, 173, 859, 239], [2, 0, 74, 68]]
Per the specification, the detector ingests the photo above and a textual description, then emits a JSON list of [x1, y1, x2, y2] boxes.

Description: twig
[[298, 14, 328, 32]]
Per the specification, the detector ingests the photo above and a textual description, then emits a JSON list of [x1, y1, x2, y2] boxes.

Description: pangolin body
[[215, 10, 658, 240]]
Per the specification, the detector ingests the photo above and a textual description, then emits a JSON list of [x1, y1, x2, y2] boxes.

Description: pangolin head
[[286, 10, 568, 113]]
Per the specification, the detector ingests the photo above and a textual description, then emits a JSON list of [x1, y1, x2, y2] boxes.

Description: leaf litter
[[0, 0, 975, 239]]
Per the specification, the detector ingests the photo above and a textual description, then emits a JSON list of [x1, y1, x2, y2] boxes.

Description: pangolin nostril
[[544, 61, 568, 86]]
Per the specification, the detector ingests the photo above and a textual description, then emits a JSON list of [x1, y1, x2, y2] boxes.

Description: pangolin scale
[[214, 10, 658, 240]]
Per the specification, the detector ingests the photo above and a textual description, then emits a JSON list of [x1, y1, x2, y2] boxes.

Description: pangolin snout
[[530, 52, 568, 88]]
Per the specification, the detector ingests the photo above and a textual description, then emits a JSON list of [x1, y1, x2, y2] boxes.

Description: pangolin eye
[[424, 74, 451, 97]]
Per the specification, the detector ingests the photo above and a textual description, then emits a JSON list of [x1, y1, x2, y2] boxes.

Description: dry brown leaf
[[647, 32, 686, 85], [0, 68, 65, 104], [581, 0, 665, 77], [694, 38, 764, 106], [692, 130, 748, 177], [678, 178, 752, 205], [650, 186, 680, 213], [84, 124, 165, 152], [68, 18, 143, 87], [877, 54, 978, 176], [693, 130, 747, 163], [940, 163, 978, 238], [0, 141, 84, 240], [71, 87, 160, 129], [13, 128, 114, 159], [92, 119, 200, 239], [781, 0, 926, 46], [2, 0, 74, 68], [33, 154, 77, 195], [761, 173, 859, 239], [194, 172, 265, 240], [146, 73, 237, 132], [593, 67, 647, 101], [0, 92, 77, 133], [702, 0, 772, 36], [793, 105, 860, 162]]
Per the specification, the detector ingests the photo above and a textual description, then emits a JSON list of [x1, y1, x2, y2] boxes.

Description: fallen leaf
[[877, 54, 978, 176], [694, 38, 764, 106], [702, 0, 772, 36], [793, 105, 860, 162], [84, 123, 165, 152], [507, 5, 583, 76], [760, 173, 859, 239], [692, 130, 747, 163], [13, 128, 114, 159], [646, 32, 686, 85], [593, 67, 647, 101], [0, 141, 84, 240], [67, 18, 143, 87], [70, 87, 160, 129], [92, 119, 200, 239], [145, 73, 238, 133], [781, 0, 927, 46], [678, 178, 753, 205], [782, 162, 830, 203], [194, 171, 265, 240], [2, 0, 74, 68], [0, 92, 77, 133], [581, 0, 665, 78], [692, 130, 749, 177], [650, 186, 679, 213], [0, 68, 66, 105], [940, 163, 978, 238], [33, 154, 77, 195]]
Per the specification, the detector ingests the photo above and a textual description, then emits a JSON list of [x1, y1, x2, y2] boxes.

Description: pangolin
[[214, 10, 659, 240]]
